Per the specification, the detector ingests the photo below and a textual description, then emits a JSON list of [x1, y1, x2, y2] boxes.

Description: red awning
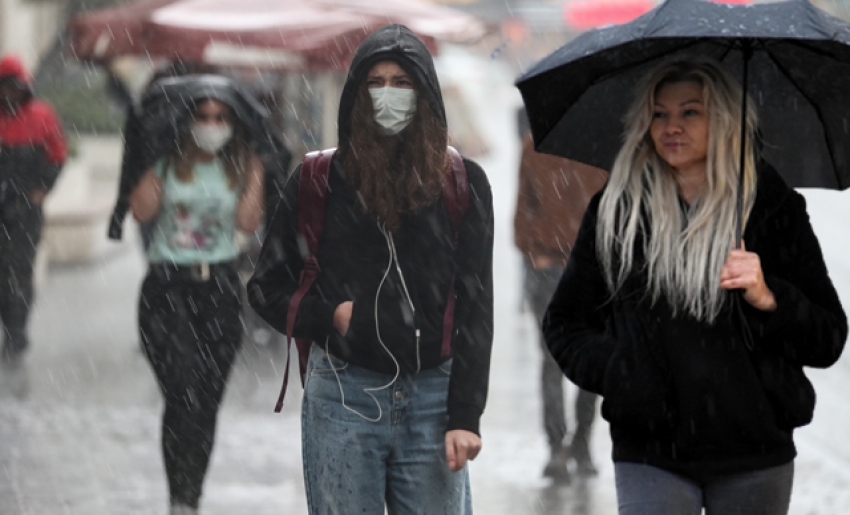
[[564, 0, 655, 30], [68, 0, 487, 70], [563, 0, 751, 31]]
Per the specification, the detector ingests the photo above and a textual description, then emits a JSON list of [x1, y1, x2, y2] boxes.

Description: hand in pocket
[[333, 301, 353, 336]]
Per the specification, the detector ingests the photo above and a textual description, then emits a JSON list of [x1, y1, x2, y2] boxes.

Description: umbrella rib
[[718, 44, 734, 63], [592, 37, 759, 87], [593, 38, 708, 85], [724, 38, 768, 57], [775, 38, 850, 62], [765, 50, 842, 188]]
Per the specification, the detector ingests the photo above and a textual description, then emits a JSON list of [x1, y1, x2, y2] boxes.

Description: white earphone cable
[[328, 220, 407, 422]]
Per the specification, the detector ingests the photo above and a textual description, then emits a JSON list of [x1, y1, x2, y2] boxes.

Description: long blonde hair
[[596, 58, 758, 323]]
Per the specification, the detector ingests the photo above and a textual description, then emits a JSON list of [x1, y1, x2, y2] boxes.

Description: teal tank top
[[146, 158, 240, 265]]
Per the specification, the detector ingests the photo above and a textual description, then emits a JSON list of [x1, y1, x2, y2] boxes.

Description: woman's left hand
[[719, 241, 777, 312]]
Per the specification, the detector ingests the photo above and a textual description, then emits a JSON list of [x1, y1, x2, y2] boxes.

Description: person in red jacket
[[0, 54, 67, 363]]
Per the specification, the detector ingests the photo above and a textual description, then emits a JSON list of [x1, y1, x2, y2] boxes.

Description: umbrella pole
[[735, 42, 753, 250]]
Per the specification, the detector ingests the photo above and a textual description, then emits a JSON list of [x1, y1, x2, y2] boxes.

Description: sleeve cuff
[[742, 276, 797, 340], [447, 402, 483, 436]]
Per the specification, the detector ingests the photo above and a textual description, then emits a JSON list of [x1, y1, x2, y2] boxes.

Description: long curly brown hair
[[339, 82, 448, 231]]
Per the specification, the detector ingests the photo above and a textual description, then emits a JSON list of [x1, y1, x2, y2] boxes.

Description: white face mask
[[191, 123, 233, 154], [369, 87, 417, 135]]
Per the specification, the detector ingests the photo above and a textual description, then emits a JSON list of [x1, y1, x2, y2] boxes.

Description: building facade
[[0, 0, 63, 69]]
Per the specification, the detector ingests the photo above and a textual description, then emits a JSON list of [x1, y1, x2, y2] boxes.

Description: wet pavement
[[2, 47, 850, 514]]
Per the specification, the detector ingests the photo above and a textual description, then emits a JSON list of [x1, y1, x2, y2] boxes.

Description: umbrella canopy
[[516, 0, 850, 191], [68, 0, 487, 70]]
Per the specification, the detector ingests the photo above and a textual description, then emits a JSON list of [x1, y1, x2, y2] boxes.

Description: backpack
[[274, 147, 469, 412]]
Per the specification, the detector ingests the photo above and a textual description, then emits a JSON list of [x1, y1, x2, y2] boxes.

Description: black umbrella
[[137, 74, 283, 160], [516, 0, 850, 242], [108, 74, 290, 239]]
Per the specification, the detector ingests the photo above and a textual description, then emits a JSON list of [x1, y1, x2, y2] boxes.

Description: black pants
[[0, 196, 43, 354], [524, 261, 598, 453], [139, 264, 243, 508]]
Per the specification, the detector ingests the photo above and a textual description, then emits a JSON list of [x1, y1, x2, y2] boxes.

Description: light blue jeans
[[301, 344, 472, 515], [615, 461, 794, 515]]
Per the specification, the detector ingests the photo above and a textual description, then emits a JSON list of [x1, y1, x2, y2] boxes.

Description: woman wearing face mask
[[130, 96, 264, 515], [249, 25, 494, 515]]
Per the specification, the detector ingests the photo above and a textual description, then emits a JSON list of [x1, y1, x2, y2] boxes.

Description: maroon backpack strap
[[440, 147, 469, 358], [275, 147, 335, 413]]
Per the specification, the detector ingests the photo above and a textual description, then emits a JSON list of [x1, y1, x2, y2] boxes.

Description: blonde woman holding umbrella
[[543, 58, 847, 514]]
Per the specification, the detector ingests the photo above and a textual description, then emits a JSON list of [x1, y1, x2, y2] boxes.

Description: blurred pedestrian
[[513, 108, 607, 482], [0, 54, 67, 364], [129, 79, 265, 515], [544, 58, 847, 514], [110, 61, 215, 243], [249, 24, 494, 515]]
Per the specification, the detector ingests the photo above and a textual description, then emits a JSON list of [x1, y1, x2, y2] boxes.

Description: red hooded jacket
[[0, 55, 67, 192]]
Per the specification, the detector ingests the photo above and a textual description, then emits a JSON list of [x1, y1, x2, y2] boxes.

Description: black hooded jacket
[[248, 26, 494, 435], [544, 163, 847, 480]]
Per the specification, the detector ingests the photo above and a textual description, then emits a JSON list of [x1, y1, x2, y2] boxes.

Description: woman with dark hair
[[544, 58, 847, 514], [249, 25, 494, 515], [130, 95, 264, 515]]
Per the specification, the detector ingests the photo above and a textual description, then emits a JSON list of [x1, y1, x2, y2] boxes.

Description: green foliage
[[38, 70, 126, 135], [73, 0, 132, 15], [21, 0, 133, 15]]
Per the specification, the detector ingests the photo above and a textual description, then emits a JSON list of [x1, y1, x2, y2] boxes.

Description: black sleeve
[[542, 194, 617, 395], [743, 193, 847, 368], [35, 158, 62, 192], [446, 159, 494, 435], [109, 106, 154, 239], [247, 165, 338, 341], [28, 149, 62, 192], [0, 146, 61, 193], [260, 144, 293, 231]]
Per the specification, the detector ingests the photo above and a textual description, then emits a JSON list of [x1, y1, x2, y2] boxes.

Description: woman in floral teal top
[[129, 95, 264, 515]]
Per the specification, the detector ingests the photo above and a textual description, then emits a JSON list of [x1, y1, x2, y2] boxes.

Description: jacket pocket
[[750, 348, 816, 430], [343, 296, 373, 341], [601, 310, 675, 439], [308, 346, 349, 376]]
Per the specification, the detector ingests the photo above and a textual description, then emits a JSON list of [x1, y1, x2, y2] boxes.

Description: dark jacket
[[248, 25, 494, 435], [544, 164, 847, 480], [0, 55, 67, 195]]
